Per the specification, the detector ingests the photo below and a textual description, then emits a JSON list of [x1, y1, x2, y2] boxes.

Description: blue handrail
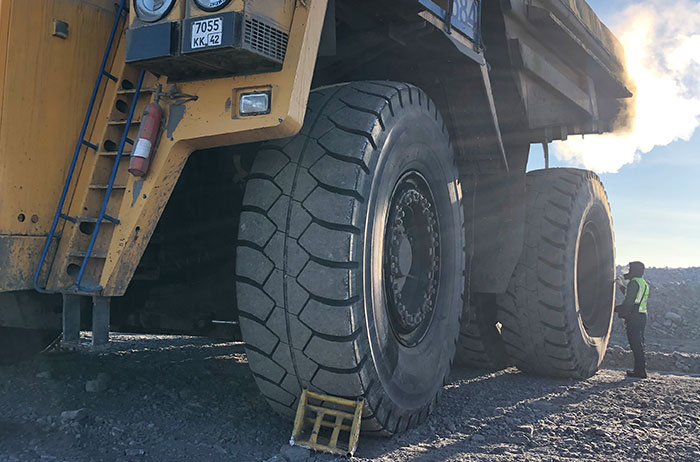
[[75, 69, 145, 292], [33, 0, 127, 294]]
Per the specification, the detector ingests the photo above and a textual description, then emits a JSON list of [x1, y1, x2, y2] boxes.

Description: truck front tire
[[236, 81, 465, 434], [497, 168, 615, 378]]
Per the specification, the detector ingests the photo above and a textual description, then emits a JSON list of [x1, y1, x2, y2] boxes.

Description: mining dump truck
[[1, 0, 631, 433]]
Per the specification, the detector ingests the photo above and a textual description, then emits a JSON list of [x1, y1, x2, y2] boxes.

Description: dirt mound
[[642, 267, 700, 339], [603, 345, 700, 374], [608, 267, 700, 373]]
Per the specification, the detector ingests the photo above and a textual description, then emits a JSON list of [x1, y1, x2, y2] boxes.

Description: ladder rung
[[77, 215, 120, 224], [117, 87, 157, 95], [97, 150, 132, 157], [74, 284, 103, 293], [81, 140, 99, 151], [69, 250, 107, 259], [108, 119, 141, 126], [89, 184, 127, 190], [102, 71, 118, 82], [59, 213, 77, 223], [125, 137, 134, 145]]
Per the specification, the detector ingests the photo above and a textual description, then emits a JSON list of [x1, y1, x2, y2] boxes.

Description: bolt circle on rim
[[383, 171, 441, 347]]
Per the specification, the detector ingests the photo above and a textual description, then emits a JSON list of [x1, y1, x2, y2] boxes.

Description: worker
[[615, 261, 649, 378]]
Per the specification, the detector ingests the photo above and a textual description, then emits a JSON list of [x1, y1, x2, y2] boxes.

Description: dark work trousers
[[625, 312, 647, 373]]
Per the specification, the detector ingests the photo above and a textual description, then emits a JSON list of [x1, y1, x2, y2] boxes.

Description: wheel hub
[[384, 172, 440, 346]]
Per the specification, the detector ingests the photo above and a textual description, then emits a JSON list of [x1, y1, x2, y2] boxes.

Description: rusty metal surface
[[0, 236, 57, 291]]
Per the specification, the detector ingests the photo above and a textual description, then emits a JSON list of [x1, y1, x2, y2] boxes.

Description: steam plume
[[553, 0, 700, 173]]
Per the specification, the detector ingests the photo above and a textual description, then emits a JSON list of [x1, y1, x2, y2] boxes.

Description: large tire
[[236, 81, 465, 434], [497, 168, 615, 378], [0, 327, 59, 366], [455, 293, 511, 370]]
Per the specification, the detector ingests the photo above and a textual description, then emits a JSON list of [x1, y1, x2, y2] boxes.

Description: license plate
[[191, 17, 223, 49]]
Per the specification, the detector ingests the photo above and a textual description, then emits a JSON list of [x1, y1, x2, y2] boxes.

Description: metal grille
[[243, 17, 289, 63]]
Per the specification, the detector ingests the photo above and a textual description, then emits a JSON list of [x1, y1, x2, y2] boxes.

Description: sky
[[526, 0, 700, 268]]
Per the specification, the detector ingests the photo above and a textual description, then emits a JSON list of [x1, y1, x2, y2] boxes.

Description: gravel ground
[[1, 334, 699, 462]]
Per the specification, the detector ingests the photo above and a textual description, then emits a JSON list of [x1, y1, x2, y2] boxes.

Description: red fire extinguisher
[[128, 102, 164, 177]]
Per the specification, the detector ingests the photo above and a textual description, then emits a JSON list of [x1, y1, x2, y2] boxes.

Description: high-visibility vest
[[631, 277, 649, 313]]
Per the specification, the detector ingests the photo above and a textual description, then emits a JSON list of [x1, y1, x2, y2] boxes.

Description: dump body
[[496, 0, 632, 137], [0, 0, 632, 334]]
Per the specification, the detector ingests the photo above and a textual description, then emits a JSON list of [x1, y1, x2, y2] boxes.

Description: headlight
[[239, 91, 271, 116], [134, 0, 176, 22], [193, 0, 232, 11]]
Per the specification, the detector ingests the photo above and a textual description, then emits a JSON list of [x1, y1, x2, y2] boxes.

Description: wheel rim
[[576, 208, 612, 338], [383, 171, 441, 347]]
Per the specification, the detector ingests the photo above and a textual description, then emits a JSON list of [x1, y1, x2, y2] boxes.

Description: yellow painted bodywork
[[0, 0, 116, 290], [0, 0, 328, 295]]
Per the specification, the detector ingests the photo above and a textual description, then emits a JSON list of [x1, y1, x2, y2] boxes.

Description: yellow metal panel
[[244, 0, 295, 29], [0, 235, 57, 291], [98, 0, 328, 295], [0, 0, 11, 132], [0, 0, 115, 236], [70, 0, 115, 13], [45, 39, 158, 290], [150, 0, 328, 149], [2, 0, 327, 294], [181, 0, 294, 28]]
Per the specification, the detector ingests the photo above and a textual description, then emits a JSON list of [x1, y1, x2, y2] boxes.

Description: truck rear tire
[[497, 169, 615, 378], [0, 327, 59, 365], [236, 81, 465, 434], [455, 294, 511, 370]]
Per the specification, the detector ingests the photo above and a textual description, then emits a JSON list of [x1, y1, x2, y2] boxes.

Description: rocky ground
[[1, 268, 699, 462], [630, 267, 700, 340]]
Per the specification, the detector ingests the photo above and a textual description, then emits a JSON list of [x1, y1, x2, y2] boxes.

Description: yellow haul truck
[[1, 0, 631, 433]]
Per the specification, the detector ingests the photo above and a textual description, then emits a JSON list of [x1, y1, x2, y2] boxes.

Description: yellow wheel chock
[[290, 389, 364, 457]]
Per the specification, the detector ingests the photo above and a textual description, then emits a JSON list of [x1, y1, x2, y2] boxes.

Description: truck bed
[[485, 0, 633, 140], [546, 0, 628, 88]]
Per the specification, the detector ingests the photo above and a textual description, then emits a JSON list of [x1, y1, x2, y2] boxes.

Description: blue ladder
[[33, 0, 145, 294]]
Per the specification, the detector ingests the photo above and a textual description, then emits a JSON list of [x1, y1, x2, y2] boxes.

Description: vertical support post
[[542, 142, 550, 169], [444, 0, 454, 33], [91, 296, 111, 349], [62, 294, 82, 346], [479, 63, 508, 171], [587, 75, 600, 133]]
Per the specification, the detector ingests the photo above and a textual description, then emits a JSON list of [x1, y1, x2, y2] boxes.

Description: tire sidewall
[[565, 176, 616, 373], [361, 109, 464, 412]]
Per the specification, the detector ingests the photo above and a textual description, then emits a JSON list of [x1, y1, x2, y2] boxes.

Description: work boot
[[626, 370, 648, 379]]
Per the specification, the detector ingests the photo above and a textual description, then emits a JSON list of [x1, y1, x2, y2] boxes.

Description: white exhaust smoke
[[553, 0, 700, 173]]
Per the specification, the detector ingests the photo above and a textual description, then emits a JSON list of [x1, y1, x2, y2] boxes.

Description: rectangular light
[[239, 91, 271, 116]]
